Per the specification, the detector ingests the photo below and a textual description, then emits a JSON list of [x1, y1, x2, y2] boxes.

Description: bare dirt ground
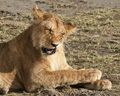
[[0, 0, 120, 96]]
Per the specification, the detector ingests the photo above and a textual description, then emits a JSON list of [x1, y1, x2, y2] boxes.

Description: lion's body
[[0, 5, 112, 94], [0, 25, 72, 93]]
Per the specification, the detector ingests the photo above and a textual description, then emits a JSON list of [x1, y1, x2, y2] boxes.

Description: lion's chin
[[41, 47, 56, 55]]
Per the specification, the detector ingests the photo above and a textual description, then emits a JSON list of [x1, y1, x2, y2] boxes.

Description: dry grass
[[59, 9, 120, 74]]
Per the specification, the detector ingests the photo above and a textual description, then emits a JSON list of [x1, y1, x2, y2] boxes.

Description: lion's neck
[[45, 46, 69, 71]]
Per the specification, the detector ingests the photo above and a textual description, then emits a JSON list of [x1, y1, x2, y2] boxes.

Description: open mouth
[[42, 47, 56, 55]]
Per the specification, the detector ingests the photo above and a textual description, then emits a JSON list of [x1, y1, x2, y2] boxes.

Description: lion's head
[[32, 5, 76, 56]]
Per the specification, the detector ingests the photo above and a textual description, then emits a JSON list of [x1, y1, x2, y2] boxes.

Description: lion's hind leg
[[0, 86, 9, 94], [0, 73, 15, 94], [0, 80, 10, 94]]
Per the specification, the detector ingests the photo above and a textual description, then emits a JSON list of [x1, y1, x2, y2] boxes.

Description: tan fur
[[0, 5, 112, 94]]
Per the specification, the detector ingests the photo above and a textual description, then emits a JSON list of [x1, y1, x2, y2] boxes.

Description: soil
[[0, 0, 120, 96]]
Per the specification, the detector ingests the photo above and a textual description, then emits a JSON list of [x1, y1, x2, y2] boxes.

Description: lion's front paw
[[81, 69, 102, 83], [84, 79, 112, 90]]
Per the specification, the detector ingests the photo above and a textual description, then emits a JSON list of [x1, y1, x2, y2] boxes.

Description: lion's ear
[[33, 5, 44, 20], [64, 24, 76, 35]]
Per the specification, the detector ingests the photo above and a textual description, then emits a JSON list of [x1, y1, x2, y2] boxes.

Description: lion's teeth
[[47, 50, 52, 54]]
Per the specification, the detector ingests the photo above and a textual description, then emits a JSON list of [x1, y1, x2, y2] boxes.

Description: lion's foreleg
[[25, 68, 102, 92], [41, 69, 102, 88]]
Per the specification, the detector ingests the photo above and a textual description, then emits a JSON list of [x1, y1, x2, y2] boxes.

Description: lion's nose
[[51, 43, 59, 47]]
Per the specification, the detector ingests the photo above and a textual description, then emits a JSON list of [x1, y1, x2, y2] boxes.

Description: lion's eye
[[48, 29, 52, 34], [61, 33, 65, 35]]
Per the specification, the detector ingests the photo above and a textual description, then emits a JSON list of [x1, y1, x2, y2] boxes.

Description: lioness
[[0, 5, 112, 94]]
